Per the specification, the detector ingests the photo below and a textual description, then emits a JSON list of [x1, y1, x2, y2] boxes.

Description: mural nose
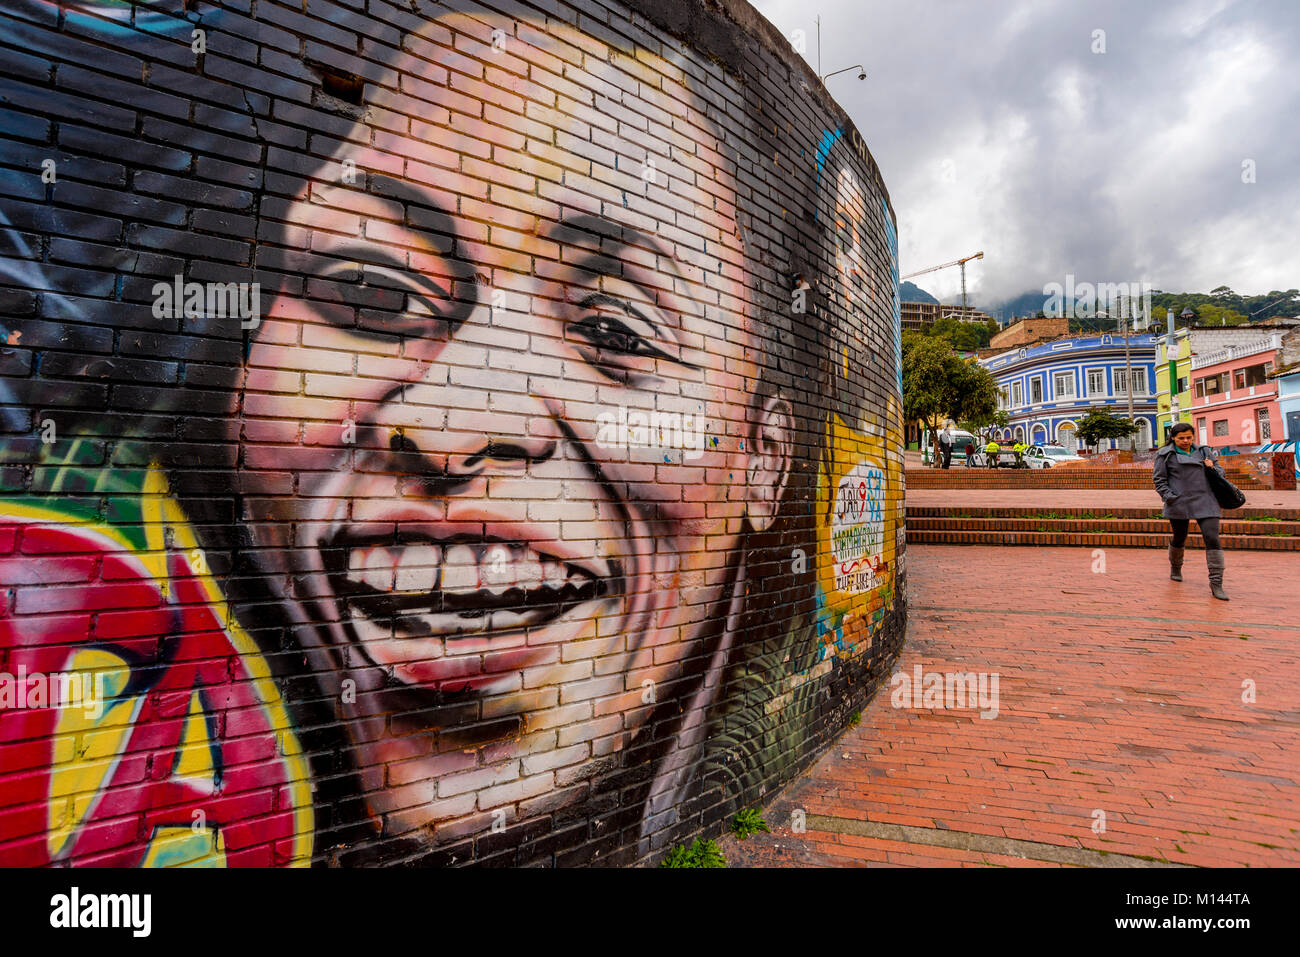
[[384, 424, 556, 482]]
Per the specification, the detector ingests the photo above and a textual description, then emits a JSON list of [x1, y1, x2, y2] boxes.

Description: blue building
[[979, 334, 1161, 452], [1273, 366, 1300, 441]]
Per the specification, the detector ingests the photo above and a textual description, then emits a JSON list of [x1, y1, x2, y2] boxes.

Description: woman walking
[[1152, 423, 1229, 600]]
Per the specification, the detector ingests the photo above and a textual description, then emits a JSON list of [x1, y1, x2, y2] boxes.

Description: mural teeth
[[481, 544, 515, 594], [349, 547, 395, 591], [516, 554, 544, 589], [394, 544, 440, 593], [543, 561, 566, 589], [442, 544, 478, 593]]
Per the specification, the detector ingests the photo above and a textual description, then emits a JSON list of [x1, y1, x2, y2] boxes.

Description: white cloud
[[752, 0, 1300, 309]]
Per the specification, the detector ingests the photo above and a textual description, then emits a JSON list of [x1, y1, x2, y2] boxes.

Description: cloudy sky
[[753, 0, 1300, 309]]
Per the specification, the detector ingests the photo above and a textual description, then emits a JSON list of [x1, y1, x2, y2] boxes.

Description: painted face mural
[[236, 13, 796, 852], [0, 0, 904, 866]]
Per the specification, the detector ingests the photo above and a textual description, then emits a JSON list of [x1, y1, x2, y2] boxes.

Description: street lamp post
[[813, 16, 867, 85], [821, 63, 867, 83], [1178, 307, 1196, 440], [1166, 308, 1178, 438], [1121, 307, 1135, 451]]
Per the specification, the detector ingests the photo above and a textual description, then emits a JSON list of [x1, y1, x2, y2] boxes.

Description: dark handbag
[[1204, 461, 1247, 509]]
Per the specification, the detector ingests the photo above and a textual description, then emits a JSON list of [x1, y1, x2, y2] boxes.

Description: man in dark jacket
[[938, 425, 954, 469], [1152, 423, 1228, 599]]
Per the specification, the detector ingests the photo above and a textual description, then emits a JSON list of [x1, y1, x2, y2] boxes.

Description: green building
[[1155, 329, 1193, 442]]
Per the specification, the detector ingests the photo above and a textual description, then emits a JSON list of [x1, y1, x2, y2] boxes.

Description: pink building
[[1190, 332, 1286, 448]]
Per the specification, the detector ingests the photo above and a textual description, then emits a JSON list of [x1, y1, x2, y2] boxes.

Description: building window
[[1213, 419, 1229, 437], [1257, 407, 1271, 442], [1086, 368, 1105, 396], [1011, 381, 1023, 407], [1030, 377, 1043, 404], [1195, 372, 1229, 398], [1053, 371, 1075, 399], [1234, 363, 1270, 390], [1176, 376, 1188, 393], [1114, 368, 1147, 395]]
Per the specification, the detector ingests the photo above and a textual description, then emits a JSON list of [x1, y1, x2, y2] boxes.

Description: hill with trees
[[982, 286, 1297, 329]]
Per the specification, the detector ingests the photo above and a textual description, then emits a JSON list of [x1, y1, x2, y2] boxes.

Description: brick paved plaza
[[723, 536, 1300, 867]]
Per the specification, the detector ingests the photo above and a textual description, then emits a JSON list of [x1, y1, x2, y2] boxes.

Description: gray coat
[[1152, 444, 1223, 520]]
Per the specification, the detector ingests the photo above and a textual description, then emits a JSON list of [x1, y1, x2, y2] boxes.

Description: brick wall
[[989, 316, 1069, 349], [1187, 322, 1300, 355], [0, 0, 905, 867], [1279, 327, 1300, 370]]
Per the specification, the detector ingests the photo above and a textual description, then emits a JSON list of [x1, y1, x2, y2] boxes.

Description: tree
[[948, 360, 1000, 425], [1073, 408, 1139, 450], [902, 335, 1000, 463], [960, 409, 1009, 440], [1243, 289, 1299, 321], [926, 315, 998, 351], [1150, 287, 1298, 325], [1192, 303, 1248, 326]]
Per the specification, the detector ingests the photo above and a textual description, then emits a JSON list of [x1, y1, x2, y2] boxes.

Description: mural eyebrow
[[349, 174, 464, 258], [547, 214, 681, 273], [340, 174, 479, 327], [325, 244, 452, 303]]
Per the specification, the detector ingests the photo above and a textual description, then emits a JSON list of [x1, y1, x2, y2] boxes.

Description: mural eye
[[571, 294, 676, 365], [313, 266, 456, 339], [573, 315, 651, 355]]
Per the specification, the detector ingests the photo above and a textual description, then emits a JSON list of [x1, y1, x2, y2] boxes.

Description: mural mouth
[[324, 532, 612, 640]]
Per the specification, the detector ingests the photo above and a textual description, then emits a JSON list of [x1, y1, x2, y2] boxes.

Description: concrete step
[[907, 528, 1300, 550], [904, 506, 1300, 549], [906, 505, 1300, 521], [909, 516, 1300, 537]]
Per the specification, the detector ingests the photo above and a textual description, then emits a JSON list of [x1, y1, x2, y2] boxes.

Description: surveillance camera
[[857, 71, 866, 80]]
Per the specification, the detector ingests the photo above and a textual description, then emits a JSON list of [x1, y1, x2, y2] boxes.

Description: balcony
[[1190, 335, 1283, 371]]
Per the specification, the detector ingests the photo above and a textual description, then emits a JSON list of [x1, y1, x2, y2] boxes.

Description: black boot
[[1168, 545, 1184, 582], [1206, 548, 1229, 601]]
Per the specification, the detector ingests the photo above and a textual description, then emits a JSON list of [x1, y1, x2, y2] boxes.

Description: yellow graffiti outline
[[3, 477, 316, 867]]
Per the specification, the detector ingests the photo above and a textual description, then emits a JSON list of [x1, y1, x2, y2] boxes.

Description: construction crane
[[901, 251, 985, 316]]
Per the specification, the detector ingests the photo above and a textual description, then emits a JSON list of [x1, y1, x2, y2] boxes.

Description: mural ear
[[744, 395, 793, 532]]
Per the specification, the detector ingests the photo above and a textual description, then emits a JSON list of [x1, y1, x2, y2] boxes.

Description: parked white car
[[967, 443, 1085, 468], [1023, 444, 1085, 469]]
